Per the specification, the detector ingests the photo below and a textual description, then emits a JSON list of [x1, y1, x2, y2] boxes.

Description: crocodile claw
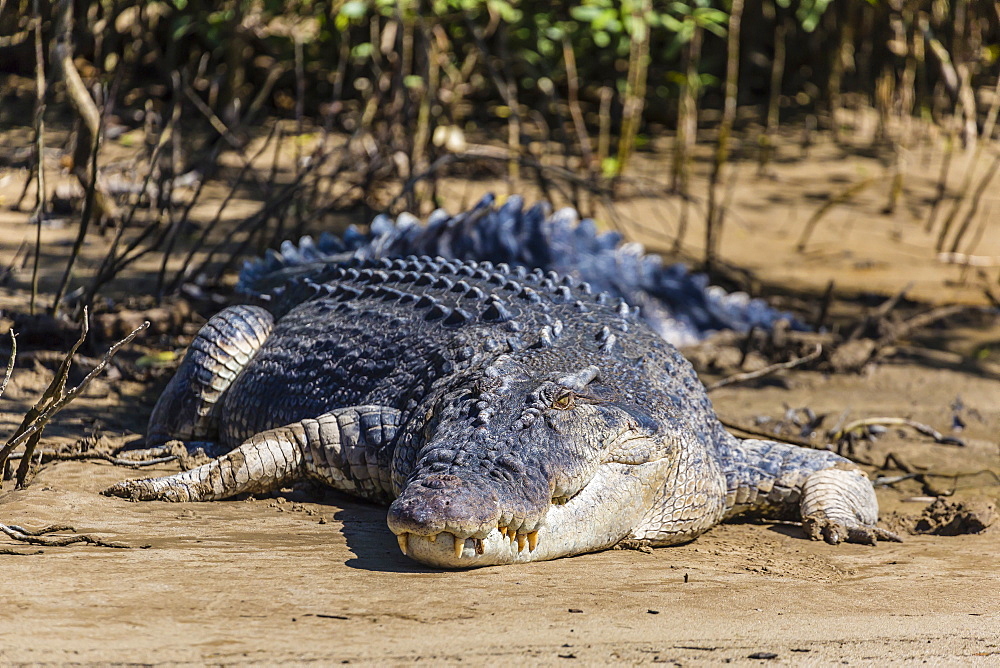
[[803, 516, 903, 545]]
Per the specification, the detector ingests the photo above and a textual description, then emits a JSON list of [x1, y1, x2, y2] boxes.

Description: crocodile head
[[387, 352, 698, 567]]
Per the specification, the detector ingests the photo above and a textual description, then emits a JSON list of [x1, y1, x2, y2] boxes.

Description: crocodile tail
[[236, 194, 801, 345]]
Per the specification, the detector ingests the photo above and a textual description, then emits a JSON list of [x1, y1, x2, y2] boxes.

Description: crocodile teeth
[[453, 534, 465, 559], [516, 533, 527, 552], [397, 533, 408, 556], [427, 533, 437, 543], [498, 526, 508, 538], [527, 531, 539, 552], [474, 538, 485, 555]]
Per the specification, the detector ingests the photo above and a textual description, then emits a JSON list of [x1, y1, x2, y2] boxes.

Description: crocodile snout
[[387, 474, 502, 540]]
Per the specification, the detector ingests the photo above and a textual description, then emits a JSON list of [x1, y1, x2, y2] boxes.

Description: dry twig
[[706, 344, 822, 392], [0, 522, 138, 549], [796, 177, 878, 252], [830, 417, 965, 446], [0, 310, 149, 487], [718, 417, 817, 449], [0, 329, 14, 402]]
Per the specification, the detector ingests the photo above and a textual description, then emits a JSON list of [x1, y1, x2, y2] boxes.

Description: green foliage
[[777, 0, 833, 33], [56, 0, 999, 170]]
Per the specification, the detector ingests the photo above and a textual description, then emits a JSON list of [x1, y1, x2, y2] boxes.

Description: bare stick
[[706, 344, 823, 392], [936, 252, 1000, 267], [19, 451, 179, 468], [562, 39, 595, 177], [923, 124, 956, 233], [615, 0, 650, 181], [82, 98, 175, 307], [876, 304, 974, 350], [946, 153, 1000, 254], [28, 0, 46, 316], [0, 523, 138, 549], [796, 177, 878, 252], [672, 25, 703, 253], [758, 3, 786, 175], [830, 417, 964, 446], [705, 0, 744, 270], [0, 329, 15, 402], [49, 0, 119, 226], [52, 110, 104, 314], [718, 418, 817, 449], [934, 141, 986, 253]]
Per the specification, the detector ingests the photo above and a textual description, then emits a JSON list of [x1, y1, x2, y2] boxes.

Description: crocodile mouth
[[389, 464, 636, 568], [393, 489, 581, 561], [389, 428, 665, 567]]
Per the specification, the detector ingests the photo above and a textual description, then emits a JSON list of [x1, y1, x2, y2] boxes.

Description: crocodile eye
[[551, 391, 576, 410]]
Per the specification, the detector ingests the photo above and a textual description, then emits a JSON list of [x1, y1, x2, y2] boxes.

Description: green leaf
[[660, 14, 684, 32], [570, 5, 604, 23], [339, 0, 368, 19], [171, 16, 193, 40], [601, 156, 620, 178], [702, 20, 728, 38], [351, 42, 373, 58], [136, 351, 179, 368], [692, 8, 728, 24]]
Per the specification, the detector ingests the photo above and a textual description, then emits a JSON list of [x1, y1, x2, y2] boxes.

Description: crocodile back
[[218, 255, 728, 457]]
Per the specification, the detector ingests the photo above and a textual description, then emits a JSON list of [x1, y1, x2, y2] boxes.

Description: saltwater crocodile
[[105, 252, 898, 567]]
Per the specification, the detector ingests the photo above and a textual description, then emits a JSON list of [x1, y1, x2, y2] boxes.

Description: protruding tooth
[[516, 533, 527, 552], [453, 534, 465, 559], [509, 530, 517, 545], [397, 533, 409, 556], [474, 538, 485, 555], [498, 526, 508, 538], [527, 531, 539, 552], [427, 533, 438, 543]]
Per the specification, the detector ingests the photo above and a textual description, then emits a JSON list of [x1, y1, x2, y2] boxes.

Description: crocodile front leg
[[147, 305, 274, 450], [720, 438, 901, 545], [104, 406, 400, 504]]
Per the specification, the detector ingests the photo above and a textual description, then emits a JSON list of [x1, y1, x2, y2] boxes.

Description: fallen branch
[[718, 417, 818, 449], [829, 417, 965, 446], [706, 344, 822, 392], [874, 469, 1000, 497], [937, 252, 1000, 267], [0, 522, 140, 549], [7, 449, 179, 468], [876, 304, 977, 350]]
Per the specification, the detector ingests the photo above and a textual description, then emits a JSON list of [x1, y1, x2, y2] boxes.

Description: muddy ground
[[1, 119, 999, 664]]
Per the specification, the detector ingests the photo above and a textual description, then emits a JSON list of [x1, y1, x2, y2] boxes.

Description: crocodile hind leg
[[718, 438, 901, 545], [104, 405, 400, 504], [146, 305, 274, 452]]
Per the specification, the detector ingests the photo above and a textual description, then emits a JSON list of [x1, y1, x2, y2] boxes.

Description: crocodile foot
[[103, 478, 200, 502], [803, 516, 903, 545], [799, 467, 903, 546]]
